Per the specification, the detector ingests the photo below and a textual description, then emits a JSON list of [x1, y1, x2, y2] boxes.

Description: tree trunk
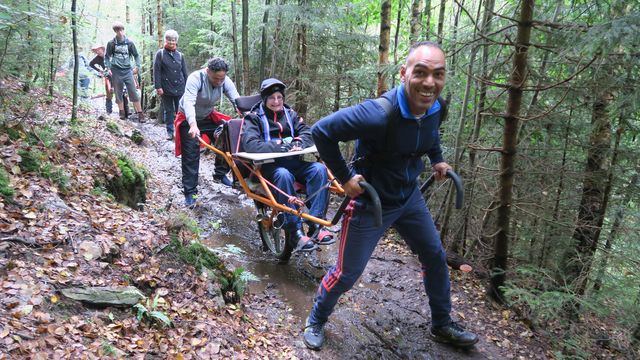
[[539, 116, 571, 267], [593, 130, 630, 292], [488, 0, 535, 303], [410, 0, 423, 44], [436, 0, 462, 241], [125, 0, 130, 24], [259, 0, 271, 82], [269, 0, 282, 78], [448, 0, 482, 254], [561, 93, 612, 298], [391, 0, 403, 87], [241, 0, 250, 94], [231, 0, 240, 86], [214, 0, 216, 47], [377, 0, 391, 97], [70, 0, 79, 122], [295, 0, 308, 118], [156, 0, 164, 49], [94, 0, 101, 42], [436, 0, 445, 45], [47, 0, 55, 97], [423, 0, 432, 39]]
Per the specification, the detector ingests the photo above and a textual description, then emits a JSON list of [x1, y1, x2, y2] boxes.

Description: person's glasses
[[268, 95, 283, 102]]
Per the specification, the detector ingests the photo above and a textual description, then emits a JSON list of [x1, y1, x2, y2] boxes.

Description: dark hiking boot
[[287, 229, 317, 253], [431, 322, 479, 348], [119, 110, 126, 120], [213, 175, 232, 187], [106, 99, 113, 114], [303, 317, 325, 350], [137, 112, 146, 123], [167, 132, 174, 141], [307, 223, 336, 245]]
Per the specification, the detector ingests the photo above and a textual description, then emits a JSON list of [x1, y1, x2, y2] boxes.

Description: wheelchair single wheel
[[254, 201, 294, 263]]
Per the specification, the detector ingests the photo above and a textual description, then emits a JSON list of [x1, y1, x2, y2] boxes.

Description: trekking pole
[[331, 181, 382, 227], [420, 169, 464, 209]]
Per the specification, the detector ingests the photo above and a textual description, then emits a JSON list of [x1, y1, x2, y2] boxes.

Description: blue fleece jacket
[[311, 85, 445, 207]]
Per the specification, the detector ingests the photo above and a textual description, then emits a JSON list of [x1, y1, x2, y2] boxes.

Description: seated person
[[242, 78, 335, 251]]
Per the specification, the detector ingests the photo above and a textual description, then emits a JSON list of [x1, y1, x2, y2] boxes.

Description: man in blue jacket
[[304, 41, 478, 350]]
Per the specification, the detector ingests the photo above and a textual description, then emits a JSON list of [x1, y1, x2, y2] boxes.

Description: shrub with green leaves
[[133, 295, 172, 328], [40, 163, 70, 190], [0, 167, 14, 199], [218, 267, 258, 304], [27, 125, 56, 148], [18, 149, 43, 173]]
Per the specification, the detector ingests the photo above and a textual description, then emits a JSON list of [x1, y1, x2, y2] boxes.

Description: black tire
[[255, 201, 294, 263]]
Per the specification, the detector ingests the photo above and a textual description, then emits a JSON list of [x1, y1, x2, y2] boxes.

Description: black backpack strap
[[198, 71, 205, 93], [373, 97, 399, 153]]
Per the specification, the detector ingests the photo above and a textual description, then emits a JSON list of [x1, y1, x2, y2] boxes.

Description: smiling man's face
[[400, 45, 446, 116]]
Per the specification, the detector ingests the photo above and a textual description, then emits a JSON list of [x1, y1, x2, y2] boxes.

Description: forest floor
[[0, 81, 562, 359]]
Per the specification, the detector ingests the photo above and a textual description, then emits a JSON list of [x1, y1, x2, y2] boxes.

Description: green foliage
[[130, 129, 143, 145], [116, 156, 146, 186], [170, 238, 223, 274], [26, 125, 56, 148], [133, 294, 172, 328], [0, 166, 14, 199], [209, 219, 223, 231], [176, 212, 201, 237], [218, 266, 258, 304], [69, 121, 85, 137], [106, 121, 121, 136], [100, 341, 117, 356], [5, 126, 22, 141], [91, 183, 115, 201], [40, 162, 69, 190], [18, 149, 43, 173]]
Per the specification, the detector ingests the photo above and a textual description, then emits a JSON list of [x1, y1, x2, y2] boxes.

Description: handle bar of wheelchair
[[331, 181, 382, 227], [420, 169, 464, 209]]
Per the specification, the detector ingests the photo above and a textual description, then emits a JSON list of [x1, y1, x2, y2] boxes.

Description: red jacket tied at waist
[[174, 110, 232, 156]]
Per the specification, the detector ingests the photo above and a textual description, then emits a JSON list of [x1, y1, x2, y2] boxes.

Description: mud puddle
[[200, 200, 337, 321]]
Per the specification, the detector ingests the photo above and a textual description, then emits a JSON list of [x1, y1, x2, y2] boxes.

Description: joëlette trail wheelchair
[[197, 94, 381, 263], [197, 95, 463, 264]]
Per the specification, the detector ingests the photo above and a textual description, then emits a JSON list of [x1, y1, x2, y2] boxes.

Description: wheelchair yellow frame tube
[[197, 136, 337, 228]]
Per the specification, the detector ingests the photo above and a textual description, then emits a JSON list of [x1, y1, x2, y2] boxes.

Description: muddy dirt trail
[[114, 102, 521, 359]]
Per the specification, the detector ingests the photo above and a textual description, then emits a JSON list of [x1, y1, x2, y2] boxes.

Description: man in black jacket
[[153, 30, 188, 140]]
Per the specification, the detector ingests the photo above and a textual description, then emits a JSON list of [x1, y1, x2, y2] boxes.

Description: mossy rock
[[107, 156, 147, 209], [106, 121, 122, 136]]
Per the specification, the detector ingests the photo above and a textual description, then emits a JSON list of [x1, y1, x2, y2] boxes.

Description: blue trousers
[[161, 94, 180, 136], [261, 157, 329, 230], [309, 186, 452, 327]]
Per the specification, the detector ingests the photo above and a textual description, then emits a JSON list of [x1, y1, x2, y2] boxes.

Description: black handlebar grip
[[419, 169, 464, 209], [331, 181, 383, 227]]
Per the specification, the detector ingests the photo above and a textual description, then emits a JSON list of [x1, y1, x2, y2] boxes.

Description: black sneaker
[[303, 317, 325, 350], [431, 322, 478, 348]]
